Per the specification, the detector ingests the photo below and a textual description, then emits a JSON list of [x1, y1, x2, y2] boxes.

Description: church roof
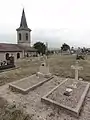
[[0, 43, 22, 52], [16, 9, 31, 32], [20, 8, 28, 28], [0, 43, 37, 52]]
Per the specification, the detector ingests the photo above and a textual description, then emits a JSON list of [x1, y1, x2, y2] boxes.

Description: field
[[0, 54, 90, 86]]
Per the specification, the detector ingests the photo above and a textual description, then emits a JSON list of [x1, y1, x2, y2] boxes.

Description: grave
[[37, 62, 51, 78], [41, 78, 89, 117], [41, 62, 90, 117], [9, 74, 53, 94]]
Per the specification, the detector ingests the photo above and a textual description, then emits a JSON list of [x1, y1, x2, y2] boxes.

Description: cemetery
[[1, 3, 90, 119], [0, 55, 90, 120], [41, 61, 89, 117]]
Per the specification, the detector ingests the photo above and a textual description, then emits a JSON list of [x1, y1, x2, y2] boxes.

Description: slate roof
[[16, 9, 31, 32], [0, 43, 37, 52]]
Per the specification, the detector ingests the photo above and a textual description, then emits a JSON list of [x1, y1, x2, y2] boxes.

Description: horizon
[[0, 0, 90, 48]]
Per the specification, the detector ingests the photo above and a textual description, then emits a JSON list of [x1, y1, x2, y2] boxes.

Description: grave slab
[[9, 74, 53, 94], [41, 78, 90, 117]]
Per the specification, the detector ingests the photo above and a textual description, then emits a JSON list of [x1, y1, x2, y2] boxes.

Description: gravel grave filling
[[10, 74, 48, 89], [47, 79, 87, 108]]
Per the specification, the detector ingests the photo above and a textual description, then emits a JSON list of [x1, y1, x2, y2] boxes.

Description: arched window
[[27, 53, 29, 57], [19, 33, 21, 40], [6, 53, 9, 60], [26, 33, 28, 40], [17, 53, 20, 59]]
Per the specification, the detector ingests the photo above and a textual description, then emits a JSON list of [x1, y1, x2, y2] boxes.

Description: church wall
[[24, 51, 37, 57], [0, 52, 24, 63], [0, 53, 5, 61]]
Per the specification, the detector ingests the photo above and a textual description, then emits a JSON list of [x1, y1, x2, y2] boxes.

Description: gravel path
[[0, 76, 90, 120], [47, 79, 87, 108]]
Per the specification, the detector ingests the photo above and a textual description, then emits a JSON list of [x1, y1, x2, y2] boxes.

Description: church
[[0, 9, 37, 62]]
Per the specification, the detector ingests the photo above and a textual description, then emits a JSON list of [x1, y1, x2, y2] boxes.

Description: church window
[[26, 33, 28, 40], [19, 33, 21, 40], [6, 53, 9, 60], [17, 53, 20, 59]]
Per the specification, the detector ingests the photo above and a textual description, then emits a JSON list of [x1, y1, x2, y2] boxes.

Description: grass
[[48, 54, 90, 81], [0, 54, 90, 86]]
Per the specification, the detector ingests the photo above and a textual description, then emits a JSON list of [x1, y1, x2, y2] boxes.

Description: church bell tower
[[16, 8, 31, 47]]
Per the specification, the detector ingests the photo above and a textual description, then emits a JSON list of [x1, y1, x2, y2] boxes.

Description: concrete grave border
[[9, 74, 54, 94], [41, 78, 90, 117]]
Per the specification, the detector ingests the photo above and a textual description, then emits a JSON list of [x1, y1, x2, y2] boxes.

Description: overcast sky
[[0, 0, 90, 48]]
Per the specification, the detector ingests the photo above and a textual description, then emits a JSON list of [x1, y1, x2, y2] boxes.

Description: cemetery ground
[[0, 54, 90, 86], [0, 55, 90, 120]]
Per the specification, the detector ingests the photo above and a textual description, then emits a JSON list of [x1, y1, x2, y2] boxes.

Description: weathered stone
[[37, 62, 51, 78]]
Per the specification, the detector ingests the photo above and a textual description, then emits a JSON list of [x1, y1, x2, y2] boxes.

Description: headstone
[[39, 63, 49, 74], [44, 55, 47, 60], [37, 54, 40, 61], [37, 62, 51, 78]]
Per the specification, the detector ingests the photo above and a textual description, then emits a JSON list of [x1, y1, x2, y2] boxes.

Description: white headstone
[[37, 62, 51, 78], [39, 63, 49, 74], [71, 61, 83, 81]]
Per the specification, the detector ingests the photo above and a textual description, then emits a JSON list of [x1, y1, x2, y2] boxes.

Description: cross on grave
[[71, 61, 83, 81]]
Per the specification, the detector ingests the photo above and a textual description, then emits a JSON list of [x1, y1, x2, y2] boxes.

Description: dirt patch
[[0, 98, 32, 120], [0, 97, 7, 108]]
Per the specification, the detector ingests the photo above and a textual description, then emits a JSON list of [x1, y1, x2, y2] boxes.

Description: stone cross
[[71, 61, 83, 81]]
